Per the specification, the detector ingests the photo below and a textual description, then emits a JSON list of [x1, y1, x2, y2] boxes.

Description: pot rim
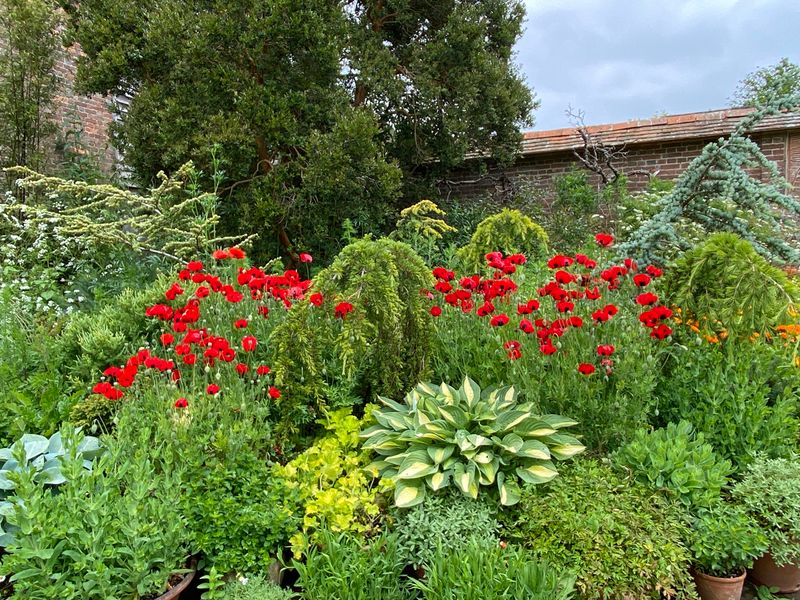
[[154, 558, 197, 600], [692, 568, 747, 583]]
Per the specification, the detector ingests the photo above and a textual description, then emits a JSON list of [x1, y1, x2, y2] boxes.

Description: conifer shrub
[[665, 232, 799, 337], [457, 209, 548, 269], [271, 238, 434, 435]]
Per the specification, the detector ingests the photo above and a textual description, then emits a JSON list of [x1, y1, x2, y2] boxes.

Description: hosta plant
[[361, 377, 584, 507]]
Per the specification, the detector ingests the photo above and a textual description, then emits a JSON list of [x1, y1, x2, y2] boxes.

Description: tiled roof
[[521, 107, 800, 155]]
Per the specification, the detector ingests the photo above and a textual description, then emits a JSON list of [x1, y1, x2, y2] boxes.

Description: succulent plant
[[0, 428, 103, 546], [360, 377, 584, 507]]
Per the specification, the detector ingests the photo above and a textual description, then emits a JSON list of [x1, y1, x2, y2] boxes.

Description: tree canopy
[[59, 0, 535, 262], [731, 57, 800, 108]]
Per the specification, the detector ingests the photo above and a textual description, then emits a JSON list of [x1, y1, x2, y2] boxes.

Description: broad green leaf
[[516, 440, 551, 460], [540, 414, 579, 429], [394, 481, 425, 508], [46, 432, 64, 455], [454, 463, 479, 499], [426, 470, 450, 491], [359, 424, 390, 439], [374, 410, 412, 431], [550, 443, 586, 460], [438, 404, 468, 429], [396, 451, 438, 480], [20, 435, 48, 461], [461, 377, 481, 410], [415, 382, 438, 397], [473, 451, 493, 464], [516, 462, 559, 485], [427, 445, 455, 464], [517, 420, 557, 437], [494, 410, 531, 432], [497, 472, 521, 506], [377, 395, 410, 413], [476, 457, 500, 485], [439, 383, 458, 404], [496, 433, 524, 453]]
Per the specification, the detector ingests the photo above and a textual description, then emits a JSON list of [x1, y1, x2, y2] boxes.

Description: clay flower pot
[[750, 552, 800, 594], [153, 561, 197, 600], [692, 569, 746, 600]]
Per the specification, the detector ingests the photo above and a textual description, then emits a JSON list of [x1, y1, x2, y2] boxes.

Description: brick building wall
[[440, 109, 800, 204]]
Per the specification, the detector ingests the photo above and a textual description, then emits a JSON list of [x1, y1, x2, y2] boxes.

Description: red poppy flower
[[228, 247, 246, 259], [504, 340, 522, 360], [578, 363, 596, 375], [585, 287, 602, 300], [268, 386, 281, 399], [595, 233, 614, 247], [299, 252, 313, 263], [575, 253, 589, 265], [430, 306, 442, 317], [624, 258, 638, 272], [225, 291, 245, 303], [636, 292, 659, 306], [507, 253, 527, 265], [592, 309, 610, 323], [235, 363, 249, 376], [207, 384, 220, 395], [646, 265, 664, 278], [234, 319, 248, 329], [633, 274, 651, 287], [568, 316, 583, 328], [650, 324, 673, 339], [241, 336, 257, 352], [597, 344, 615, 356], [174, 398, 188, 408], [434, 281, 453, 294], [477, 301, 495, 317], [195, 286, 210, 299], [461, 299, 474, 313], [309, 292, 324, 306], [548, 255, 574, 269], [160, 333, 175, 345], [335, 302, 354, 319], [212, 249, 230, 260], [604, 304, 619, 316], [555, 300, 574, 313], [490, 313, 509, 327], [187, 261, 204, 272], [540, 341, 557, 355], [432, 267, 456, 281], [555, 270, 577, 285], [257, 365, 271, 376], [183, 353, 197, 365], [258, 306, 269, 318], [179, 269, 191, 281], [519, 319, 535, 334], [583, 259, 597, 269]]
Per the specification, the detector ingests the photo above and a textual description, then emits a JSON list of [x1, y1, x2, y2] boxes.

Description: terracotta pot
[[750, 552, 800, 594], [692, 569, 746, 600], [153, 564, 196, 600]]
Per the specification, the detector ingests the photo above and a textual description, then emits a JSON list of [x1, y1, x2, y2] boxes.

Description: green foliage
[[613, 421, 732, 511], [656, 341, 799, 472], [457, 209, 548, 269], [666, 233, 800, 337], [689, 502, 769, 578], [732, 58, 800, 107], [392, 489, 499, 569], [62, 0, 534, 261], [0, 0, 59, 181], [272, 238, 434, 433], [361, 377, 584, 508], [391, 200, 457, 264], [731, 456, 800, 566], [293, 530, 412, 600], [272, 408, 383, 558], [7, 163, 255, 263], [617, 95, 800, 266], [183, 451, 297, 576], [500, 459, 697, 600], [0, 439, 189, 599], [0, 428, 102, 546], [410, 539, 576, 600], [220, 575, 293, 600]]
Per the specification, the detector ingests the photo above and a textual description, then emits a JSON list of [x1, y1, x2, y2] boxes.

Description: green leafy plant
[[656, 341, 799, 471], [457, 209, 548, 269], [273, 408, 384, 558], [612, 421, 732, 511], [0, 439, 189, 599], [500, 459, 697, 599], [410, 538, 576, 600], [220, 575, 293, 600], [689, 502, 769, 577], [393, 489, 499, 569], [361, 377, 585, 508], [197, 566, 226, 600], [0, 428, 102, 546], [293, 530, 412, 600], [391, 200, 457, 264], [271, 237, 434, 436], [666, 233, 800, 337], [731, 456, 800, 566]]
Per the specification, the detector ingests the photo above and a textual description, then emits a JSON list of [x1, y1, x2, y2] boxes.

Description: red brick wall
[[441, 132, 799, 203]]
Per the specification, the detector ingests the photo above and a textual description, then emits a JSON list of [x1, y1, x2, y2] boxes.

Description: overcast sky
[[515, 0, 800, 131]]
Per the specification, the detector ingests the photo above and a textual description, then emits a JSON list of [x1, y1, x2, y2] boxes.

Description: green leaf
[[461, 377, 481, 410], [396, 451, 438, 480], [427, 445, 455, 464], [426, 470, 450, 491], [516, 440, 551, 460], [494, 410, 531, 432], [516, 461, 559, 485], [497, 472, 521, 506], [540, 414, 579, 430], [394, 480, 425, 508]]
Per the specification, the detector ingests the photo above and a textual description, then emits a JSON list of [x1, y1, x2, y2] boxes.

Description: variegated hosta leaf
[[516, 440, 551, 460], [497, 472, 522, 506], [516, 461, 559, 485], [415, 382, 438, 397], [373, 410, 413, 431], [494, 410, 531, 433], [494, 433, 524, 453], [359, 424, 389, 439], [362, 432, 406, 451], [426, 470, 451, 491], [516, 420, 557, 437], [461, 376, 481, 410], [377, 395, 410, 414], [427, 445, 455, 464], [439, 382, 458, 405], [540, 414, 580, 430], [476, 457, 500, 485], [396, 450, 438, 480], [438, 404, 468, 428], [453, 463, 479, 499], [394, 480, 425, 508], [544, 433, 586, 460]]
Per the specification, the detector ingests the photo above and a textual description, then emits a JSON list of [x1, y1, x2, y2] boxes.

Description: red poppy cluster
[[427, 234, 672, 371], [92, 248, 329, 407]]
